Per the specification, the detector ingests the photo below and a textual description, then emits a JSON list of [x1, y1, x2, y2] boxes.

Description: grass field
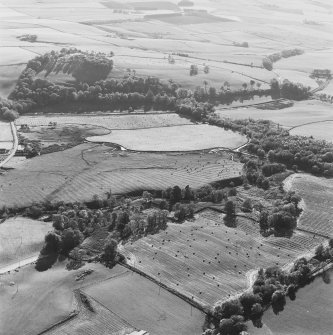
[[16, 113, 192, 130], [248, 269, 333, 335], [290, 121, 333, 142], [284, 174, 333, 237], [0, 262, 127, 335], [216, 100, 333, 131], [0, 216, 52, 269], [0, 143, 243, 208], [120, 209, 323, 307], [84, 271, 205, 335], [87, 124, 246, 151]]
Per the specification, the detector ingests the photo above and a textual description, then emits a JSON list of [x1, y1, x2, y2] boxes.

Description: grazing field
[[284, 174, 333, 238], [216, 100, 333, 129], [290, 121, 333, 142], [84, 271, 205, 335], [44, 289, 136, 335], [0, 217, 52, 269], [0, 143, 243, 208], [248, 270, 333, 335], [121, 209, 322, 307], [16, 113, 193, 130], [87, 124, 246, 151]]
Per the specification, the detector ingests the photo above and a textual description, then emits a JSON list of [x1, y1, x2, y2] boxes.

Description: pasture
[[84, 271, 205, 335], [16, 112, 192, 130], [0, 143, 243, 208], [0, 262, 126, 335], [290, 121, 333, 142], [0, 217, 52, 269], [216, 100, 333, 129], [121, 209, 323, 307], [87, 124, 246, 151], [248, 270, 333, 335]]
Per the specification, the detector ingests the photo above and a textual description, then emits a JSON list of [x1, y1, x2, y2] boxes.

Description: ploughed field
[[87, 124, 246, 151], [121, 209, 326, 307], [0, 216, 52, 269], [0, 144, 243, 208]]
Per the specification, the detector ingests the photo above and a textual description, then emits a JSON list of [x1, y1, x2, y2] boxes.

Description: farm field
[[290, 121, 333, 142], [0, 262, 124, 335], [216, 100, 333, 129], [83, 271, 205, 335], [0, 143, 243, 208], [284, 174, 333, 238], [248, 269, 333, 335], [87, 124, 246, 151], [0, 216, 52, 269], [1, 0, 333, 98], [44, 289, 136, 335], [120, 209, 324, 307], [0, 120, 13, 142], [16, 112, 193, 130]]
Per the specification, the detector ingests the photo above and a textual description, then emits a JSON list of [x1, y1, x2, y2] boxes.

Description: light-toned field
[[121, 209, 324, 307], [0, 216, 52, 269], [0, 262, 127, 335], [290, 121, 333, 142], [0, 143, 243, 208], [285, 174, 333, 237], [2, 0, 333, 98], [216, 100, 333, 129], [84, 271, 205, 335], [16, 112, 193, 129], [248, 270, 333, 335], [87, 124, 246, 151], [0, 121, 12, 141]]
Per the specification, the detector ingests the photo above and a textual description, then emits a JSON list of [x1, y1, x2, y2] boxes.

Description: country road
[[0, 255, 38, 274], [0, 122, 18, 168]]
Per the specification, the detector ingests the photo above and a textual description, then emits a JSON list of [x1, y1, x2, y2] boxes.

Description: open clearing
[[216, 100, 333, 129], [87, 124, 246, 151], [16, 112, 193, 129], [121, 209, 325, 307], [248, 269, 333, 335], [0, 144, 243, 208], [84, 271, 205, 335], [0, 216, 52, 269], [0, 262, 128, 335]]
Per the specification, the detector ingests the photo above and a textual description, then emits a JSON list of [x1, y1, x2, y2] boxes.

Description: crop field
[[249, 269, 333, 335], [16, 113, 192, 130], [87, 124, 246, 151], [290, 121, 333, 142], [83, 271, 205, 335], [0, 216, 52, 269], [120, 209, 319, 307], [285, 174, 333, 238], [0, 262, 126, 335], [0, 143, 243, 208], [216, 100, 333, 130]]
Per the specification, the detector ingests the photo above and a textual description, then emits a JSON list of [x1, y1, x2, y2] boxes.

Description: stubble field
[[0, 144, 243, 208]]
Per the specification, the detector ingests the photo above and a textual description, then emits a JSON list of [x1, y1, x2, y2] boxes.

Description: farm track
[[0, 122, 18, 168]]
